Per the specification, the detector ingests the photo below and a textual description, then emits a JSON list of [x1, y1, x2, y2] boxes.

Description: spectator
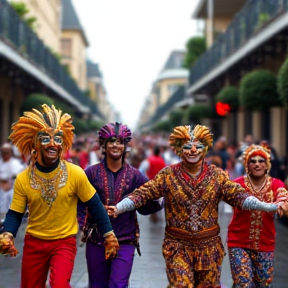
[[0, 142, 26, 181]]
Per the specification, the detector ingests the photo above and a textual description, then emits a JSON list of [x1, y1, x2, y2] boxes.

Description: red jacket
[[147, 155, 166, 180], [227, 176, 285, 252]]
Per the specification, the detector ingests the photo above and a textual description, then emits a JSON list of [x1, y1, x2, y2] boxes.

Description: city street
[[0, 203, 288, 288]]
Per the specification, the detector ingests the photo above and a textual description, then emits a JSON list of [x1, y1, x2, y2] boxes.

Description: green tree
[[153, 120, 171, 133], [239, 70, 281, 110], [169, 109, 184, 127], [73, 118, 89, 135], [10, 2, 37, 30], [215, 86, 239, 110], [183, 36, 206, 68], [186, 103, 212, 123], [21, 94, 54, 113], [278, 58, 288, 105], [90, 120, 105, 131]]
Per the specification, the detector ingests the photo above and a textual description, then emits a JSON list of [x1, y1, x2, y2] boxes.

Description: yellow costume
[[11, 161, 95, 240]]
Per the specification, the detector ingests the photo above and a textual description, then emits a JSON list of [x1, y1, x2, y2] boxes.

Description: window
[[61, 38, 72, 59], [168, 84, 179, 96]]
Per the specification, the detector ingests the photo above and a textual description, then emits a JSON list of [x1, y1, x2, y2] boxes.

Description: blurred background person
[[139, 145, 166, 222], [0, 171, 14, 227], [0, 142, 26, 181]]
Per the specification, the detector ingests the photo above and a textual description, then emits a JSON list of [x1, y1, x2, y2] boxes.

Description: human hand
[[104, 205, 118, 218], [0, 232, 19, 257], [277, 202, 288, 218], [275, 188, 288, 204], [104, 232, 119, 260]]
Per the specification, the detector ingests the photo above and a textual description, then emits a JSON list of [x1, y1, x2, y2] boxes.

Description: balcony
[[0, 0, 102, 117], [189, 0, 288, 89]]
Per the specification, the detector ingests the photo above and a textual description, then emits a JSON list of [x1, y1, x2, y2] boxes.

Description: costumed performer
[[227, 144, 288, 287], [78, 122, 163, 288], [0, 104, 119, 288]]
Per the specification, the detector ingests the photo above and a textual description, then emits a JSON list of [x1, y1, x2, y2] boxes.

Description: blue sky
[[72, 0, 201, 130]]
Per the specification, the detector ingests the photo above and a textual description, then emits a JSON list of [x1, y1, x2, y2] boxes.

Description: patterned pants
[[163, 237, 224, 288], [228, 247, 274, 288]]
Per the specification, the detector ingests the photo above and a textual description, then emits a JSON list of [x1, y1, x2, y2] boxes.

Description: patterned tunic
[[128, 161, 249, 270], [228, 176, 287, 251], [79, 159, 162, 250]]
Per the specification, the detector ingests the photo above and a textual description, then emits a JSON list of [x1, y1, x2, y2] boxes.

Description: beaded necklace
[[244, 174, 271, 200], [29, 160, 68, 205]]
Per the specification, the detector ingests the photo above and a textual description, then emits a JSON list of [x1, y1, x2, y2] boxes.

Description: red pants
[[21, 234, 77, 288]]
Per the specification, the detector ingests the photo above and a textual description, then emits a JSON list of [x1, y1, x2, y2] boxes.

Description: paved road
[[1, 204, 288, 288]]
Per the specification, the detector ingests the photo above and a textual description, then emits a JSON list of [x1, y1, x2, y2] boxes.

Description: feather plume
[[9, 104, 74, 155]]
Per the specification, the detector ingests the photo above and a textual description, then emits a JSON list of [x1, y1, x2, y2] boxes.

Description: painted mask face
[[247, 156, 268, 178], [181, 140, 205, 164], [105, 137, 125, 160], [36, 131, 63, 166]]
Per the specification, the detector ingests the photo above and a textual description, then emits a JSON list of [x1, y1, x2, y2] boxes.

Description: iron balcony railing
[[189, 0, 288, 86], [0, 0, 102, 117]]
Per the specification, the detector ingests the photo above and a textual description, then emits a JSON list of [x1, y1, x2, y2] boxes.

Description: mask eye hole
[[183, 144, 192, 150], [249, 159, 265, 164], [195, 145, 204, 150], [39, 136, 51, 145], [54, 136, 63, 144]]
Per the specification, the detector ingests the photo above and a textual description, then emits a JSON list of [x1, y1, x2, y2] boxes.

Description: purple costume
[[78, 159, 162, 288]]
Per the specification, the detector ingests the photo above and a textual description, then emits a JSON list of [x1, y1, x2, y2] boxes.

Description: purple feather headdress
[[98, 122, 132, 144]]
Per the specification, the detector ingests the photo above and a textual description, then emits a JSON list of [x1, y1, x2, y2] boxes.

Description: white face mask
[[181, 140, 205, 164]]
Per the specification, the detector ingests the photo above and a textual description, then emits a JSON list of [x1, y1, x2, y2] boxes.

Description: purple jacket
[[77, 159, 162, 251]]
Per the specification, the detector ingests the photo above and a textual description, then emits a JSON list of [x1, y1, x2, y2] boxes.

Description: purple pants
[[86, 241, 135, 288]]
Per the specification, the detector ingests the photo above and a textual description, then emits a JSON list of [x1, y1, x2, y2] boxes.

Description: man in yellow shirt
[[0, 104, 119, 288]]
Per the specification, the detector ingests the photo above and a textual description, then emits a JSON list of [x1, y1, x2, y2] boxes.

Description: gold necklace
[[30, 161, 68, 205], [246, 174, 268, 194]]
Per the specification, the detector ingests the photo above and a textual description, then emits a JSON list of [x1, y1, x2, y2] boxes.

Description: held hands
[[104, 206, 118, 218], [0, 232, 19, 257], [103, 232, 119, 260], [277, 202, 288, 218], [274, 188, 288, 217]]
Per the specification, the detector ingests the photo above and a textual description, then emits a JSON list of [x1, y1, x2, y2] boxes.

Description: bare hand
[[277, 202, 288, 218], [104, 206, 118, 218]]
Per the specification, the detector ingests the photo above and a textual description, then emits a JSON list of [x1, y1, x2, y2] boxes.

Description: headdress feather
[[169, 124, 213, 156], [9, 104, 74, 155], [98, 122, 132, 145]]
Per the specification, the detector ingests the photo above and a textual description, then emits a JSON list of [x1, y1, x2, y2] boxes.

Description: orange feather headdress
[[9, 104, 74, 156], [169, 124, 213, 156]]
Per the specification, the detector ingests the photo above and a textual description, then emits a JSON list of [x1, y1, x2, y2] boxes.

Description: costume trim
[[165, 225, 219, 243], [30, 160, 68, 205]]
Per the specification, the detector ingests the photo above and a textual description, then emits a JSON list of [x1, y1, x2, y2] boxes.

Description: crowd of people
[[0, 103, 288, 287]]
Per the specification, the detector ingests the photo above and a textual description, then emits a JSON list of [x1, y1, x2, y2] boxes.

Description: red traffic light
[[216, 102, 231, 116]]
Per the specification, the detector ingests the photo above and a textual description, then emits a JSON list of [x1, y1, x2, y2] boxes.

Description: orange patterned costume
[[128, 160, 248, 287]]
